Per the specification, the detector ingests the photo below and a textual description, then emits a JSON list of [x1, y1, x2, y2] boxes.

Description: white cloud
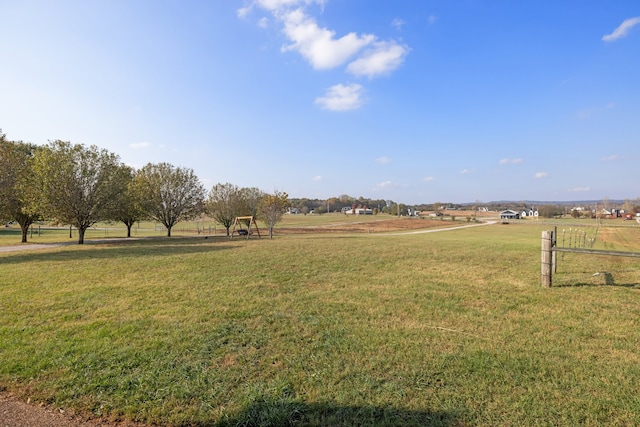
[[391, 18, 405, 30], [312, 175, 322, 181], [498, 158, 523, 165], [534, 172, 548, 179], [568, 187, 591, 192], [237, 6, 252, 18], [427, 14, 438, 25], [376, 180, 393, 189], [130, 141, 151, 149], [255, 0, 320, 11], [346, 41, 409, 78], [376, 156, 391, 164], [602, 17, 640, 42], [314, 83, 364, 111], [602, 154, 620, 161], [246, 0, 409, 76], [245, 0, 410, 106], [423, 176, 435, 182], [279, 8, 374, 69], [460, 169, 474, 174]]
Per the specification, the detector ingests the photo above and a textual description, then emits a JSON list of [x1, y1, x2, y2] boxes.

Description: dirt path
[[0, 243, 68, 253], [372, 220, 497, 236], [0, 392, 136, 427], [0, 238, 143, 253]]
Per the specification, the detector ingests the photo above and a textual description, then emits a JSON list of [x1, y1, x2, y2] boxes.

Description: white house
[[344, 208, 373, 215]]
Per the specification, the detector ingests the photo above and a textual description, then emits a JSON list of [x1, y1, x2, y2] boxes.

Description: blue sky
[[1, 1, 639, 205]]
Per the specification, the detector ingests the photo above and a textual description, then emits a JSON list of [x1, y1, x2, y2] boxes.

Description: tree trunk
[[20, 223, 29, 243], [16, 214, 36, 244], [167, 226, 172, 237], [269, 226, 273, 239], [225, 226, 230, 236], [126, 224, 132, 238], [78, 227, 86, 244]]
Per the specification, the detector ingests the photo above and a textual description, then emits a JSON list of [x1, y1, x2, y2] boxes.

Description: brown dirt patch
[[0, 392, 146, 427], [277, 218, 473, 234]]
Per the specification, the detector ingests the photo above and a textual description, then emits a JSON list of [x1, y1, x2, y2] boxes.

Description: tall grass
[[1, 223, 639, 426]]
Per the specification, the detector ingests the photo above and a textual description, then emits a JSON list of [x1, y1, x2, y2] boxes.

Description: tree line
[[0, 131, 289, 243], [288, 196, 393, 215]]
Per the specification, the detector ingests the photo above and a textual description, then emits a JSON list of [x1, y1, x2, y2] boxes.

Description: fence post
[[541, 230, 553, 288], [552, 226, 557, 273]]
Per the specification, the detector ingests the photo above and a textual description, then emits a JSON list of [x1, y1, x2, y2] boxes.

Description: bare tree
[[135, 163, 205, 237]]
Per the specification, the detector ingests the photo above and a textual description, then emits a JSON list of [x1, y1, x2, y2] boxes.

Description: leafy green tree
[[31, 140, 126, 244], [135, 162, 205, 237], [327, 197, 339, 213], [111, 165, 146, 237], [314, 204, 327, 214], [259, 191, 289, 239], [206, 183, 243, 236], [538, 204, 563, 219], [0, 133, 41, 242], [239, 187, 264, 218]]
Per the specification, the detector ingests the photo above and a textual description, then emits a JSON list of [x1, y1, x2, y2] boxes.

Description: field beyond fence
[[1, 219, 639, 426]]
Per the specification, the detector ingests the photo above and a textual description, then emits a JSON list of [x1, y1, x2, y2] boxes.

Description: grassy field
[[0, 213, 467, 246], [1, 220, 639, 426]]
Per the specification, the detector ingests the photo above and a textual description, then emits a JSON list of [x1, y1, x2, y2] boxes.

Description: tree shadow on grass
[[208, 399, 462, 427], [554, 271, 640, 288], [0, 227, 23, 237], [0, 236, 235, 266]]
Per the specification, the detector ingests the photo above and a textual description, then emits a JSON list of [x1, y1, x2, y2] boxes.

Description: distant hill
[[460, 200, 626, 207]]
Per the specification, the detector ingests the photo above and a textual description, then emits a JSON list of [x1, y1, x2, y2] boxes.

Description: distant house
[[287, 207, 300, 215], [521, 208, 539, 218], [500, 210, 520, 220], [344, 208, 373, 215]]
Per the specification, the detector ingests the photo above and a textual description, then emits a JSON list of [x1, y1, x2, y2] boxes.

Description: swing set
[[231, 216, 261, 239]]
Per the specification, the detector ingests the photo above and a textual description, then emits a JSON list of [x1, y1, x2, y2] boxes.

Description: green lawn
[[0, 214, 408, 246], [1, 223, 639, 426]]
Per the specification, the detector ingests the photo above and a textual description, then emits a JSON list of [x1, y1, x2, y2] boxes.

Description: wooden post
[[541, 230, 553, 288], [552, 226, 557, 273]]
